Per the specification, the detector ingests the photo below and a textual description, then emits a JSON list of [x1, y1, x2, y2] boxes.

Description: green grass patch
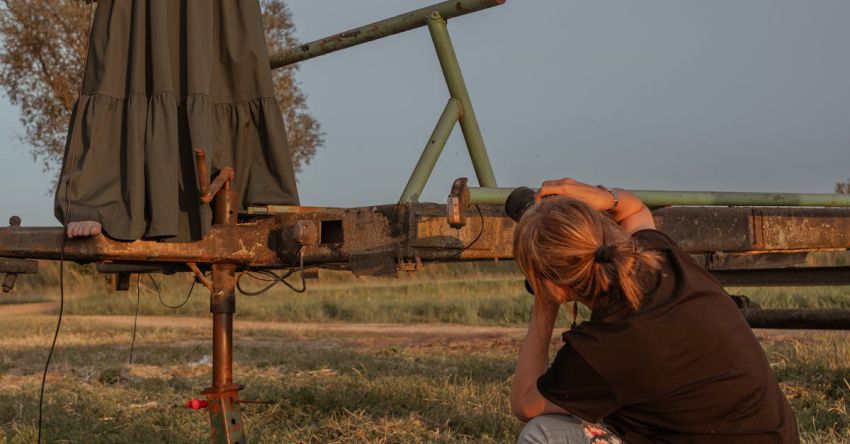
[[0, 317, 847, 443], [9, 261, 850, 327]]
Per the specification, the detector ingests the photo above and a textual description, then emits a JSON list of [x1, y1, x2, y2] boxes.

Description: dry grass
[[0, 262, 848, 442], [0, 312, 846, 443]]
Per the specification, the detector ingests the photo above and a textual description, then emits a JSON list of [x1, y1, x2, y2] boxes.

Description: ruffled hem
[[55, 92, 299, 242]]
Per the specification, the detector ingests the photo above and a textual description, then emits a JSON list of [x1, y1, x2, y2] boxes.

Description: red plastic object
[[185, 399, 209, 410]]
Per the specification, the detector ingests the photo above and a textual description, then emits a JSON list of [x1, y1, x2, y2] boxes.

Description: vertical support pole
[[202, 179, 246, 444], [399, 98, 462, 203], [427, 12, 498, 187]]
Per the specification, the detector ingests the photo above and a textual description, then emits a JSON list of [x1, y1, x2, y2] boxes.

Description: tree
[[0, 0, 322, 180], [261, 0, 323, 173], [837, 179, 850, 195]]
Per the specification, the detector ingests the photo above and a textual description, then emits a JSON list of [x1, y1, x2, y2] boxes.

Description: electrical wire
[[38, 6, 94, 440], [236, 247, 306, 295], [427, 204, 485, 264], [149, 273, 198, 309], [128, 274, 199, 365], [128, 275, 141, 364], [37, 183, 70, 444]]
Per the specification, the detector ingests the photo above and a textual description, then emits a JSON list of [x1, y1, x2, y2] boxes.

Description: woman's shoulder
[[631, 228, 677, 250]]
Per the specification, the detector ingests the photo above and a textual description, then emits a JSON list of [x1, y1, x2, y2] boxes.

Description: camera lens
[[505, 186, 537, 222]]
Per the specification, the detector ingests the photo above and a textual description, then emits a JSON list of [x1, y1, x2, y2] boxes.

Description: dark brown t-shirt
[[537, 229, 799, 443]]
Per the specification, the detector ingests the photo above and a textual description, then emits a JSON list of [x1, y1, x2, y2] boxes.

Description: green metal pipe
[[467, 187, 850, 208], [270, 0, 506, 69], [427, 13, 498, 188], [399, 99, 462, 203]]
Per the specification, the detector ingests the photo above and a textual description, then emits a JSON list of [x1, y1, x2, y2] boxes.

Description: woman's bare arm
[[509, 291, 571, 421], [536, 178, 655, 235]]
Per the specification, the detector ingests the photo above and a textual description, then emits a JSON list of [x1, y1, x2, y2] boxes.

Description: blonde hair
[[513, 197, 661, 310]]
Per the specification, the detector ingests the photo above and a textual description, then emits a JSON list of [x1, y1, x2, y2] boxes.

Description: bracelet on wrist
[[596, 185, 619, 211]]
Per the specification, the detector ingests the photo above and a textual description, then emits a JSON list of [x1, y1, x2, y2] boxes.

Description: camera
[[505, 186, 537, 222], [505, 186, 538, 296]]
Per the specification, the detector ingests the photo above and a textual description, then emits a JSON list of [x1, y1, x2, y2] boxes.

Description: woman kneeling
[[510, 178, 799, 443]]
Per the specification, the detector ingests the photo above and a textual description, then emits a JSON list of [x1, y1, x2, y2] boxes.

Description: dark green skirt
[[55, 0, 299, 242]]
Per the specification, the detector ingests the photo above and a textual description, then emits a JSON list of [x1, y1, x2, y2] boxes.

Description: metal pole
[[427, 13, 498, 188], [211, 269, 235, 389], [399, 98, 462, 203], [202, 179, 246, 444], [270, 0, 506, 68], [466, 187, 850, 208], [743, 309, 850, 330]]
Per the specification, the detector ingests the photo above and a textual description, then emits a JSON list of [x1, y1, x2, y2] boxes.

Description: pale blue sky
[[1, 0, 849, 227]]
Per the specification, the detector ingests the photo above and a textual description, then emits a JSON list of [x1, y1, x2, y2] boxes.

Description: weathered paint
[[3, 205, 850, 272], [269, 0, 506, 68], [427, 14, 498, 188], [466, 186, 850, 208]]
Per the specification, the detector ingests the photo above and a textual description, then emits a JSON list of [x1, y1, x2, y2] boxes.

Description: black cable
[[38, 6, 94, 438], [37, 181, 70, 444], [428, 204, 485, 264], [128, 275, 141, 364], [236, 247, 306, 295], [150, 273, 197, 309]]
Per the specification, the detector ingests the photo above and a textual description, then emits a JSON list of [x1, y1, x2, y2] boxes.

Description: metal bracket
[[1, 217, 37, 292]]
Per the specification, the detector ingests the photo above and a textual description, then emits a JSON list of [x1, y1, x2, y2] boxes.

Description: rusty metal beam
[[743, 309, 850, 330], [0, 223, 279, 265], [712, 267, 850, 287], [2, 205, 850, 272], [466, 186, 850, 208], [0, 257, 38, 274], [654, 207, 850, 252]]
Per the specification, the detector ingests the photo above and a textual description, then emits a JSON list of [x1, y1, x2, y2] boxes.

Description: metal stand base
[[202, 384, 246, 444]]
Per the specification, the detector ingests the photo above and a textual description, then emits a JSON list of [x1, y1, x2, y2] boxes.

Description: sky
[[1, 0, 849, 227]]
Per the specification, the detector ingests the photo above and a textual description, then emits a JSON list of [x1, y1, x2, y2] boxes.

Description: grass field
[[0, 262, 848, 443]]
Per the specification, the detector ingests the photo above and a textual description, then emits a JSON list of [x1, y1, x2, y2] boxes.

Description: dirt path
[[0, 302, 526, 337], [1, 303, 839, 343], [0, 302, 54, 316]]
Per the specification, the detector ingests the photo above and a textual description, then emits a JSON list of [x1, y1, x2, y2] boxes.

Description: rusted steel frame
[[399, 98, 462, 203], [712, 267, 850, 287], [201, 170, 245, 444], [0, 257, 37, 274], [211, 310, 234, 388], [188, 262, 213, 290], [196, 150, 235, 205], [96, 263, 187, 274], [3, 206, 850, 268], [277, 205, 850, 266], [202, 383, 244, 444], [0, 224, 278, 264], [427, 14, 498, 188], [0, 216, 37, 293], [269, 0, 506, 68], [742, 309, 850, 330], [111, 272, 132, 292], [0, 256, 37, 293], [653, 207, 850, 253], [466, 186, 850, 208]]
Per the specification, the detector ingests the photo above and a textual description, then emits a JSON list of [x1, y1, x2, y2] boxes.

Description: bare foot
[[66, 221, 102, 238]]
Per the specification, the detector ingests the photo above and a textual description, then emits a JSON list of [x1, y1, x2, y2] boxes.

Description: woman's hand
[[536, 177, 657, 234], [536, 177, 616, 212]]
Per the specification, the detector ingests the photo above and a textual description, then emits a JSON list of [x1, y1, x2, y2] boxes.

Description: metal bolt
[[2, 273, 17, 293]]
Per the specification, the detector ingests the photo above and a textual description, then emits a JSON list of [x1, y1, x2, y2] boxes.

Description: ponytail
[[514, 198, 661, 310]]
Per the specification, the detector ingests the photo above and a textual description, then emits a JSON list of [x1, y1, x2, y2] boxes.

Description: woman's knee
[[516, 414, 586, 444]]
